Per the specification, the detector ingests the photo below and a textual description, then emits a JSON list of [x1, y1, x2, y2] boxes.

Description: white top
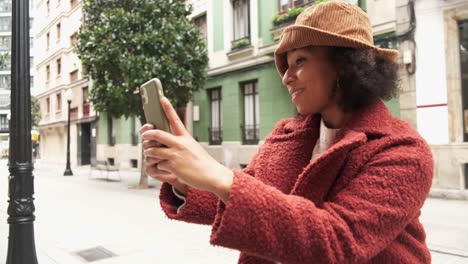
[[310, 118, 340, 161]]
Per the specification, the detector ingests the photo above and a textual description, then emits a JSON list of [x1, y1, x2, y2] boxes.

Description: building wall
[[189, 0, 401, 170], [94, 0, 402, 171], [96, 112, 141, 170], [35, 0, 96, 165], [414, 0, 450, 144], [193, 63, 295, 143], [405, 0, 468, 190]]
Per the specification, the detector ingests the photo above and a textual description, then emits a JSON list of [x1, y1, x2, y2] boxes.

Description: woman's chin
[[296, 106, 311, 116]]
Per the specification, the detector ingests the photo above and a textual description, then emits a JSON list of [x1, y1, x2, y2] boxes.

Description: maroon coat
[[159, 100, 433, 264]]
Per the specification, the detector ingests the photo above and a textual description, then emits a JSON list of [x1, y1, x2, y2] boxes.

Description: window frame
[[208, 87, 223, 145]]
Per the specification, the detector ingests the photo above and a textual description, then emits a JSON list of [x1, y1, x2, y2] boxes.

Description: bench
[[89, 160, 121, 181]]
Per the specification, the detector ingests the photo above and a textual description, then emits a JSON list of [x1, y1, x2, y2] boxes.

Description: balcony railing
[[83, 102, 90, 117], [241, 124, 259, 145], [208, 127, 222, 145]]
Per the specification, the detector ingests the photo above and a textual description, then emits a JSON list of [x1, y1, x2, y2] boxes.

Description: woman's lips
[[291, 89, 304, 103]]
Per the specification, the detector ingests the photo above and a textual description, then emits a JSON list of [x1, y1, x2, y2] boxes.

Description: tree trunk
[[138, 148, 148, 188], [133, 114, 149, 189]]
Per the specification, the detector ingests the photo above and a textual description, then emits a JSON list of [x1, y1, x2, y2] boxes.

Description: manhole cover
[[75, 246, 118, 262]]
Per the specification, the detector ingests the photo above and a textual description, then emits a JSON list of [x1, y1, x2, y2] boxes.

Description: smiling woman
[[142, 2, 433, 264]]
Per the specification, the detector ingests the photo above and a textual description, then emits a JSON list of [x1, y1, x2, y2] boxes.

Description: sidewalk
[[1, 159, 468, 263], [0, 159, 238, 264]]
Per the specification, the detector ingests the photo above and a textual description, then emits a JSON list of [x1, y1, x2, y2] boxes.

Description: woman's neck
[[321, 104, 353, 129]]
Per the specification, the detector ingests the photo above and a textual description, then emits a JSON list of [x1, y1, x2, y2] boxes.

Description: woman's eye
[[296, 57, 306, 65]]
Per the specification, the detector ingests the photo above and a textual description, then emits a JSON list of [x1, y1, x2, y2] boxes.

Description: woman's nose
[[282, 69, 296, 86]]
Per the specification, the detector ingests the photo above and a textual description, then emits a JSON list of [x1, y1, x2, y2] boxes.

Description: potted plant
[[231, 38, 251, 50], [271, 0, 330, 27]]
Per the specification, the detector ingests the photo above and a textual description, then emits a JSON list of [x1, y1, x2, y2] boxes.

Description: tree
[[0, 52, 9, 70], [31, 96, 40, 128], [77, 0, 208, 188]]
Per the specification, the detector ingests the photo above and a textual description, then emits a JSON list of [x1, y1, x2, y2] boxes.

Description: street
[[1, 158, 468, 264]]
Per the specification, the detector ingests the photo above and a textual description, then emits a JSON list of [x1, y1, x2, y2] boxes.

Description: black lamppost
[[7, 0, 39, 263], [63, 89, 73, 176]]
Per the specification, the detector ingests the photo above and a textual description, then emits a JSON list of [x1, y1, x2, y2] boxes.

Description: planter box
[[271, 21, 294, 41]]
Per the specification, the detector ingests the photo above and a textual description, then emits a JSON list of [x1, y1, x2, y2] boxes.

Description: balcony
[[241, 124, 259, 145], [208, 127, 222, 145]]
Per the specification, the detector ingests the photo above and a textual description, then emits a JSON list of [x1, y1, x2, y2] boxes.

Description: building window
[[46, 97, 50, 114], [0, 75, 11, 89], [82, 86, 89, 116], [46, 32, 50, 50], [459, 20, 468, 142], [30, 56, 34, 69], [241, 80, 259, 145], [56, 58, 61, 75], [29, 18, 33, 30], [194, 14, 207, 44], [70, 69, 78, 82], [70, 32, 78, 46], [233, 0, 250, 41], [56, 23, 61, 42], [0, 114, 8, 132], [0, 17, 11, 31], [56, 93, 61, 112], [0, 36, 11, 51], [46, 65, 50, 81], [46, 0, 50, 14], [82, 86, 88, 103], [208, 88, 222, 145], [71, 0, 78, 9], [30, 76, 34, 88], [30, 37, 34, 48], [0, 0, 12, 13]]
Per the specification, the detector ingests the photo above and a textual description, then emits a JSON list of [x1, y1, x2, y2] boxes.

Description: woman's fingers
[[142, 140, 163, 151], [139, 124, 154, 134], [145, 156, 163, 165], [141, 129, 179, 149], [145, 164, 174, 182], [144, 146, 172, 160], [160, 97, 187, 136]]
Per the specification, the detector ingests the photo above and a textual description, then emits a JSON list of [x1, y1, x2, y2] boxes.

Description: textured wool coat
[[159, 100, 433, 264]]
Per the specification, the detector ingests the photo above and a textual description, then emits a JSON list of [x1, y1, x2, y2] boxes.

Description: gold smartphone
[[140, 78, 171, 133]]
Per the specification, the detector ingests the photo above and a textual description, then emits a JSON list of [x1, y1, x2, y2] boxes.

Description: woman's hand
[[141, 97, 233, 202], [140, 124, 188, 195]]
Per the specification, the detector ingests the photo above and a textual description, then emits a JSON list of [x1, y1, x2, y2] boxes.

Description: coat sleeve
[[159, 151, 259, 225], [209, 139, 433, 263]]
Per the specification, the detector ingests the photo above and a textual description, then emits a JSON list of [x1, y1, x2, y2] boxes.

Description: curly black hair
[[329, 47, 399, 112]]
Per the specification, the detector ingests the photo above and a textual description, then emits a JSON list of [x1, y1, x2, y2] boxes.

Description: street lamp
[[7, 0, 39, 263], [64, 89, 73, 176]]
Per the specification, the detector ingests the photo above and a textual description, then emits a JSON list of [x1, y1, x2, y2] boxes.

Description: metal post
[[7, 0, 39, 263], [64, 99, 73, 176]]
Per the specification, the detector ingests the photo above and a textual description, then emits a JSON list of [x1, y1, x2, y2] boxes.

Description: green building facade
[[95, 0, 400, 170]]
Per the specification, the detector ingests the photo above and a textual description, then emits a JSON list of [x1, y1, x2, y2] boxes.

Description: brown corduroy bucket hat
[[274, 1, 399, 76]]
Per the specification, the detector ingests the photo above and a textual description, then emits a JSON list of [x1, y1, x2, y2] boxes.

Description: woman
[[141, 1, 433, 263]]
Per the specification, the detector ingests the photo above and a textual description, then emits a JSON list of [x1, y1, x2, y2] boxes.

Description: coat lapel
[[291, 129, 367, 204], [290, 100, 394, 204]]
